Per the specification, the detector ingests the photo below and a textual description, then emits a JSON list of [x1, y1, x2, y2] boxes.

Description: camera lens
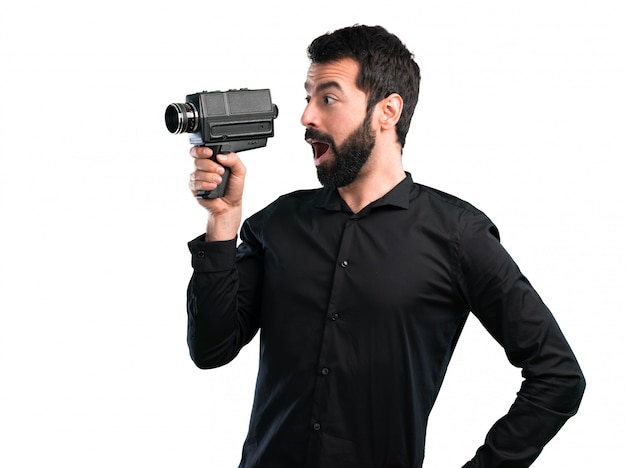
[[165, 102, 198, 134]]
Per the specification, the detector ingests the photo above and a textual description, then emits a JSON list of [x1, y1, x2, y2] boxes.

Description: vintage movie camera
[[165, 88, 278, 198]]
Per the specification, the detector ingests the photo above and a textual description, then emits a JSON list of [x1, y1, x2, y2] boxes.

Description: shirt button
[[340, 260, 349, 268], [330, 313, 339, 321], [313, 423, 321, 431], [197, 250, 205, 258], [321, 367, 330, 376]]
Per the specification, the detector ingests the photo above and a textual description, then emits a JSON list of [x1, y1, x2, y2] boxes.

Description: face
[[302, 58, 376, 188]]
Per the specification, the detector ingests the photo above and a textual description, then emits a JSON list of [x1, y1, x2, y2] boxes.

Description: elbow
[[187, 335, 239, 370], [560, 355, 586, 415], [189, 349, 215, 370], [570, 367, 586, 413], [522, 361, 586, 417], [552, 364, 586, 416], [188, 341, 220, 370]]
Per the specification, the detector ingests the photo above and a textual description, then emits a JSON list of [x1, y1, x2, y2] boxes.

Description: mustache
[[304, 128, 334, 145]]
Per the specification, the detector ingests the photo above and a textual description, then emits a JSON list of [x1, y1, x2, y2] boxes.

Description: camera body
[[165, 88, 278, 198]]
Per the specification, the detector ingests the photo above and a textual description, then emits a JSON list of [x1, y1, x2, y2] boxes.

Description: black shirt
[[187, 174, 585, 468]]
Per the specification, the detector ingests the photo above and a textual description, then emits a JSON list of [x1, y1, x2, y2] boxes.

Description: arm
[[455, 213, 586, 467], [186, 147, 260, 368], [186, 236, 261, 368]]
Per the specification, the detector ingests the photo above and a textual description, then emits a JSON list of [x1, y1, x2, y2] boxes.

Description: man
[[186, 25, 585, 468]]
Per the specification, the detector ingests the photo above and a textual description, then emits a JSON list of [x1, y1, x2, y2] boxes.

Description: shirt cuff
[[187, 234, 237, 272]]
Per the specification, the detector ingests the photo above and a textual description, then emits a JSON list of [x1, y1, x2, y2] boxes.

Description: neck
[[337, 149, 406, 213]]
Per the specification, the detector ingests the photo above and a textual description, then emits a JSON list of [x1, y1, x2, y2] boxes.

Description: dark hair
[[307, 25, 421, 148]]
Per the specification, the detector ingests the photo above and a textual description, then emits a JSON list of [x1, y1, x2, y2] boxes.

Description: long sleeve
[[455, 213, 586, 467], [186, 235, 261, 369]]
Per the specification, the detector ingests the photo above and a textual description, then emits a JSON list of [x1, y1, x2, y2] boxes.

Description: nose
[[300, 100, 318, 128]]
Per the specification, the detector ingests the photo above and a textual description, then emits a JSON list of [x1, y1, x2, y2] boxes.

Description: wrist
[[205, 210, 241, 241]]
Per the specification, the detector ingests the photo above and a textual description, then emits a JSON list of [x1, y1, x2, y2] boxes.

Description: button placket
[[309, 217, 355, 445]]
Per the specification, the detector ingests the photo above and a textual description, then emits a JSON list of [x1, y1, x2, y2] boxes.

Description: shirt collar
[[316, 172, 414, 213]]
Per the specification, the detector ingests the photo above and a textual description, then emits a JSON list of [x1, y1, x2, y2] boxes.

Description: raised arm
[[186, 146, 260, 368]]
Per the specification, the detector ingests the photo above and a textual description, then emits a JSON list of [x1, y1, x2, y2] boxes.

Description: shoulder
[[408, 182, 500, 244], [413, 183, 484, 217]]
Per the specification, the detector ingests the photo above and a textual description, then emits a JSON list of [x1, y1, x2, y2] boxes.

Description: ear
[[378, 93, 403, 129]]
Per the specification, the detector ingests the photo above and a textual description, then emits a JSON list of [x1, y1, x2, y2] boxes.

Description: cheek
[[330, 117, 360, 144]]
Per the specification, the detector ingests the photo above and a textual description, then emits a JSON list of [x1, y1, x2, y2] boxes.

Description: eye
[[323, 95, 337, 105]]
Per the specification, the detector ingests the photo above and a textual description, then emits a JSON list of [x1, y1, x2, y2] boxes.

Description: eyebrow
[[304, 80, 344, 94]]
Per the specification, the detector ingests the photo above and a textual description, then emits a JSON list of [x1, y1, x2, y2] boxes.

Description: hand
[[189, 146, 247, 241]]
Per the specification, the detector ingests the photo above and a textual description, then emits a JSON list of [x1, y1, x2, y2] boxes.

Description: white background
[[1, 1, 624, 466]]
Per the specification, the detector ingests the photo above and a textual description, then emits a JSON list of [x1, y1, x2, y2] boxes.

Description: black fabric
[[187, 173, 585, 468]]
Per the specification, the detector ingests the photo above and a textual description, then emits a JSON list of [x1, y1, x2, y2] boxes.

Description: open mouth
[[308, 140, 331, 165]]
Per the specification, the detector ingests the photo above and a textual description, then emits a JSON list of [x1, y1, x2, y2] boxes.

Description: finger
[[189, 171, 222, 192], [213, 153, 243, 172], [194, 157, 226, 174], [190, 146, 213, 159]]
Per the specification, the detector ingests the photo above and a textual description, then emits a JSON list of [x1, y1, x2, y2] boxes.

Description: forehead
[[304, 58, 360, 94]]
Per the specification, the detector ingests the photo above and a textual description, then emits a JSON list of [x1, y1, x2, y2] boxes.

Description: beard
[[305, 110, 376, 188]]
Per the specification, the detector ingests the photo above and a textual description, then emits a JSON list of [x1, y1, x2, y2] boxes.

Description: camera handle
[[194, 138, 269, 199], [196, 146, 230, 199]]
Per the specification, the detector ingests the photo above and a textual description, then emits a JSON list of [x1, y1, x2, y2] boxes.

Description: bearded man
[[186, 24, 585, 468]]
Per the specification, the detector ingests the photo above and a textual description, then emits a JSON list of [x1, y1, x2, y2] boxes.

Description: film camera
[[165, 88, 278, 199]]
